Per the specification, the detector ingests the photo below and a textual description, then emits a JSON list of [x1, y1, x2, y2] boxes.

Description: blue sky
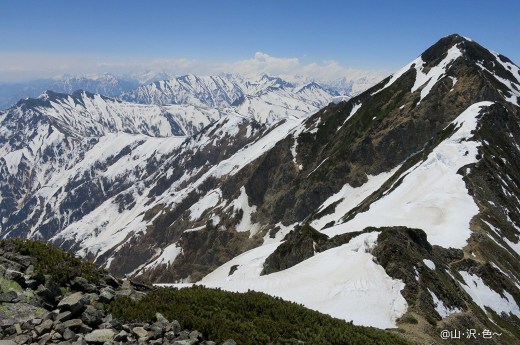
[[0, 0, 519, 82]]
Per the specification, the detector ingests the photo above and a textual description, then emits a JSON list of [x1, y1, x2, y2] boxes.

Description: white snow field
[[198, 232, 407, 328], [322, 102, 493, 248]]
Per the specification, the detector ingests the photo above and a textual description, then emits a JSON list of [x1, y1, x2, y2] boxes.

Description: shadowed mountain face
[[1, 34, 520, 342]]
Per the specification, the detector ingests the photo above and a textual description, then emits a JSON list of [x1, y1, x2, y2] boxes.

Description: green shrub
[[1, 239, 106, 286], [109, 286, 411, 345]]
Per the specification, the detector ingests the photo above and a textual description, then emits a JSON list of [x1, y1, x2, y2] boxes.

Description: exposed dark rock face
[[261, 223, 372, 275], [261, 224, 328, 275], [371, 227, 520, 344]]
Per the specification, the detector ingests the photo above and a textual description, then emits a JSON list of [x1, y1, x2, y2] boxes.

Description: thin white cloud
[[0, 52, 388, 85], [219, 52, 300, 76]]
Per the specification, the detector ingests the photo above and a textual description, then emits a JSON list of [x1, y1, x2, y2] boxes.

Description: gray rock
[[71, 335, 87, 345], [0, 290, 18, 302], [51, 331, 63, 340], [37, 333, 52, 344], [113, 330, 129, 342], [148, 324, 163, 339], [120, 280, 131, 290], [84, 329, 115, 343], [57, 292, 86, 316], [148, 339, 163, 345], [4, 270, 25, 286], [171, 320, 181, 335], [222, 340, 237, 345], [63, 328, 77, 341], [0, 257, 23, 272], [177, 330, 190, 340], [155, 312, 168, 324], [34, 319, 53, 335], [55, 319, 83, 333], [55, 311, 72, 322], [101, 314, 113, 324], [0, 340, 17, 345], [14, 334, 31, 344], [71, 277, 97, 293], [189, 330, 202, 340], [164, 331, 175, 341], [36, 280, 62, 307], [76, 324, 93, 335], [24, 272, 45, 290], [0, 318, 15, 328], [81, 305, 104, 327], [102, 274, 120, 288], [31, 318, 42, 326], [132, 326, 148, 339], [14, 323, 22, 334], [98, 288, 114, 304], [172, 340, 197, 345]]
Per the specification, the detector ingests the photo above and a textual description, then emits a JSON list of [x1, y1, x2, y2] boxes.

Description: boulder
[[56, 311, 72, 322], [81, 305, 104, 327], [71, 277, 97, 293], [36, 280, 62, 307], [84, 329, 115, 343], [0, 290, 18, 302], [132, 326, 148, 339], [35, 319, 53, 335], [98, 287, 114, 304], [0, 340, 17, 345], [173, 340, 197, 345], [222, 340, 237, 345], [63, 328, 77, 341], [4, 270, 25, 287], [114, 330, 129, 342], [0, 303, 49, 324], [57, 292, 86, 316]]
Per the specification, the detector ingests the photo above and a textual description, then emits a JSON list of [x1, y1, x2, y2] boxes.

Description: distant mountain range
[[0, 72, 383, 110], [1, 34, 520, 343]]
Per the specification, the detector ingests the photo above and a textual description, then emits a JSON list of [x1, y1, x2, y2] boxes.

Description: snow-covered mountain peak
[[121, 73, 337, 123]]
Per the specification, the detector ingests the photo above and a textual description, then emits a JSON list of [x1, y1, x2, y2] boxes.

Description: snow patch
[[199, 232, 407, 328], [324, 102, 492, 248], [459, 271, 520, 317], [423, 259, 436, 270], [311, 168, 399, 230], [144, 242, 182, 270], [232, 187, 260, 235], [188, 189, 222, 221], [412, 45, 463, 102], [428, 289, 462, 318]]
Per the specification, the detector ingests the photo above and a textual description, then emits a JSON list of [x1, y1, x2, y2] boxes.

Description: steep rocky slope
[[148, 35, 520, 343]]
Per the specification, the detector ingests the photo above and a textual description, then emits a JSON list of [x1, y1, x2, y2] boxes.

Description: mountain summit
[[1, 34, 520, 343]]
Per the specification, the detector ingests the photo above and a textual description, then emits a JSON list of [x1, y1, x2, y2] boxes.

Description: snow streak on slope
[[310, 168, 399, 230], [323, 102, 492, 248], [411, 45, 462, 102], [459, 271, 520, 317], [428, 289, 462, 318], [199, 232, 407, 328], [476, 52, 520, 107], [373, 44, 462, 101], [231, 187, 260, 235]]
